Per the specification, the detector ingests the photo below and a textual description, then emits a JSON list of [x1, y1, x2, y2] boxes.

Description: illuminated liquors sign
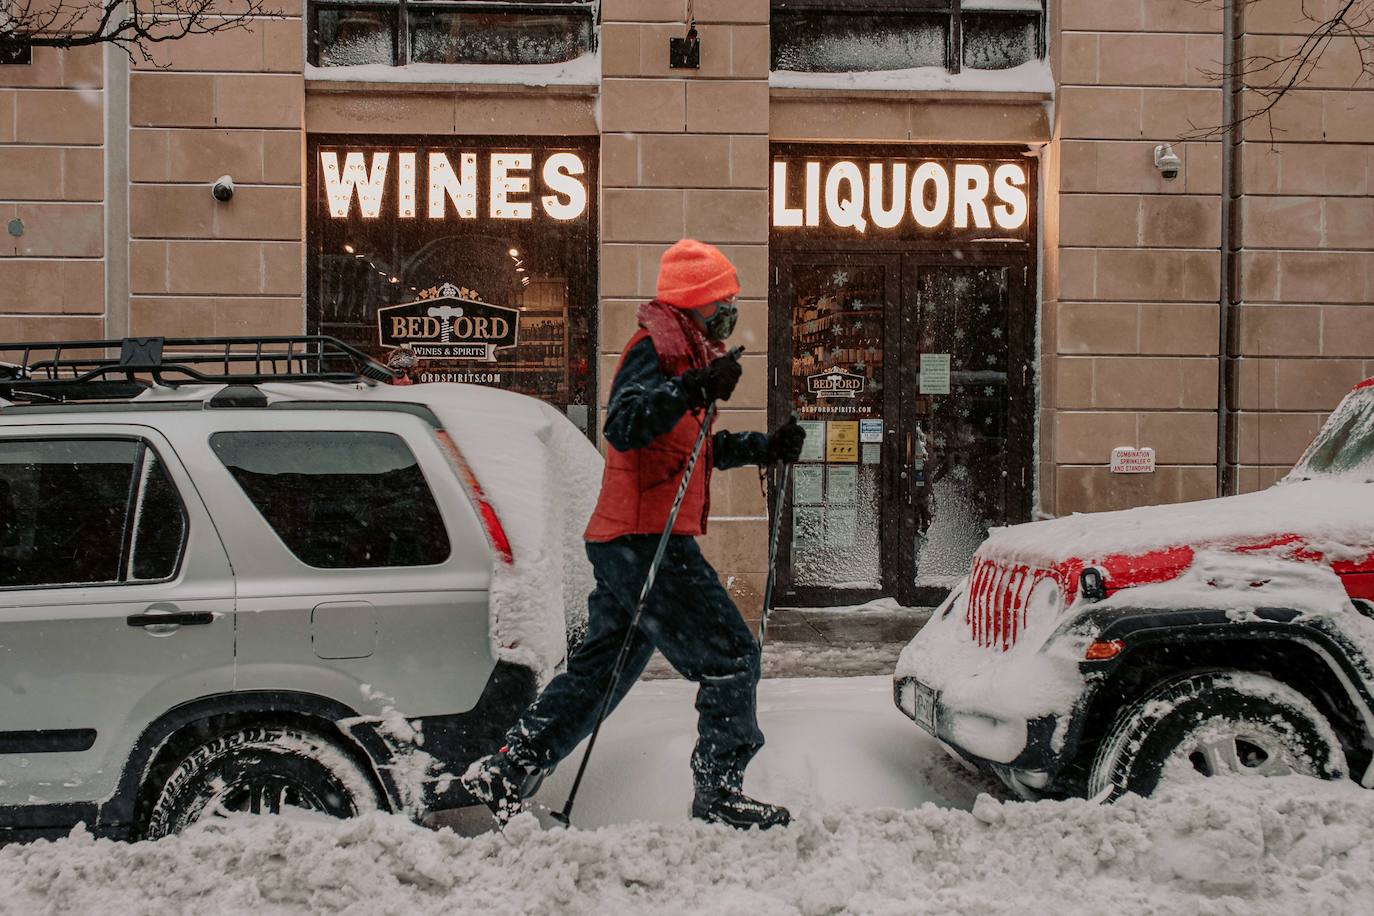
[[771, 154, 1032, 241], [378, 284, 519, 362]]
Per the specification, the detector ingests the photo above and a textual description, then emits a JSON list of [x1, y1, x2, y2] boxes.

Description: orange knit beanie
[[655, 239, 740, 310]]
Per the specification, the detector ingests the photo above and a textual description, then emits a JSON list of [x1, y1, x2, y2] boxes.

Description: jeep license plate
[[911, 682, 937, 735]]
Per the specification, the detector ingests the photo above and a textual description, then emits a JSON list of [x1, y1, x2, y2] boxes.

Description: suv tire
[[1088, 671, 1348, 801], [143, 725, 385, 838]]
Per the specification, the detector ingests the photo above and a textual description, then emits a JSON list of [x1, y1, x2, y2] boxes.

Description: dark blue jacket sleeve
[[602, 336, 769, 468], [602, 337, 693, 452]]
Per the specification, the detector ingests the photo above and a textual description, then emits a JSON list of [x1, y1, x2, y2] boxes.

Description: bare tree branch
[[1183, 0, 1374, 142], [0, 0, 282, 64]]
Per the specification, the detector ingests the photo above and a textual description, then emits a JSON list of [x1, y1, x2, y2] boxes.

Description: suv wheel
[[143, 725, 385, 838], [1088, 671, 1348, 801]]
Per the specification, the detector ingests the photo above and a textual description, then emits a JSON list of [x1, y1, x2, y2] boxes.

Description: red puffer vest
[[584, 302, 725, 542]]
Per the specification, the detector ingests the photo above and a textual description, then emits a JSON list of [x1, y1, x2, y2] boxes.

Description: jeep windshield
[[1288, 384, 1374, 481]]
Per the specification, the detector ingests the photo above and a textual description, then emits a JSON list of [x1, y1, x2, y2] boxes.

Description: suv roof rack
[[0, 335, 395, 404]]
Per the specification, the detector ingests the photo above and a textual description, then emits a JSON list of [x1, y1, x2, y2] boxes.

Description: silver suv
[[0, 336, 581, 841]]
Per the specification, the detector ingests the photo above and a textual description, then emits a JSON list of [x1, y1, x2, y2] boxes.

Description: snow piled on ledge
[[770, 58, 1053, 94], [305, 51, 600, 87], [6, 776, 1374, 914]]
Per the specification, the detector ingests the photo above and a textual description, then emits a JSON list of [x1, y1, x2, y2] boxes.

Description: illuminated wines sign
[[771, 158, 1030, 238], [319, 149, 589, 222]]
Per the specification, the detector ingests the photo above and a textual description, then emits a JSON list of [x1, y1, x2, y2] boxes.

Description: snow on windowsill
[[304, 51, 600, 89], [960, 0, 1043, 10], [769, 58, 1053, 96]]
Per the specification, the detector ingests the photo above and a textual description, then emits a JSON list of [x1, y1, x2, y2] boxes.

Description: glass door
[[899, 259, 1034, 604], [769, 251, 1034, 608], [771, 252, 902, 606]]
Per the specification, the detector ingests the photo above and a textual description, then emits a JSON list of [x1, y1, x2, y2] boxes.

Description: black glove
[[765, 416, 806, 464], [680, 354, 742, 408]]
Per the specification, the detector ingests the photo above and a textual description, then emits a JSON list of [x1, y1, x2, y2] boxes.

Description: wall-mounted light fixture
[[670, 15, 700, 69]]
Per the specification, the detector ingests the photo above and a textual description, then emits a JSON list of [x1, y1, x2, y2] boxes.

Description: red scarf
[[636, 300, 725, 376]]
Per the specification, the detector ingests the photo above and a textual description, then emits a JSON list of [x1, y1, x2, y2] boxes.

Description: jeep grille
[[965, 557, 1047, 651]]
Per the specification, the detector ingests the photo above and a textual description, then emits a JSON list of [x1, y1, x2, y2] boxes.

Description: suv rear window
[[0, 438, 187, 588], [211, 431, 450, 568]]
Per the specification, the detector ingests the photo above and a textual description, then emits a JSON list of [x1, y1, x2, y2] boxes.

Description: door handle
[[126, 611, 216, 628]]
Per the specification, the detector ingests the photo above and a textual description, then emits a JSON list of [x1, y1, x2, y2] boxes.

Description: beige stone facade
[[1, 0, 1370, 615]]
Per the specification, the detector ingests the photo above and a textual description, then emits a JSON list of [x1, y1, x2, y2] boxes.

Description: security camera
[[211, 175, 235, 202], [1153, 144, 1182, 181]]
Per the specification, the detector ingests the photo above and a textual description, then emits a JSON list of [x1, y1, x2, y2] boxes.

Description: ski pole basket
[[0, 335, 395, 404]]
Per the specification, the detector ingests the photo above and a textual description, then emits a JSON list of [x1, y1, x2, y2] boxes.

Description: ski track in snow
[[4, 677, 1374, 915]]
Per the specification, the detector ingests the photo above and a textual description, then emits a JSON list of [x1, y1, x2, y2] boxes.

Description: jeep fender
[[1065, 607, 1374, 789]]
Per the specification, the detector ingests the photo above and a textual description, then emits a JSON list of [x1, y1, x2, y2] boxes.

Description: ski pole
[[551, 347, 742, 828], [758, 458, 791, 650]]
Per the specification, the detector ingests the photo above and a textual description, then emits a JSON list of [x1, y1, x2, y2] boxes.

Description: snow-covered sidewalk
[[3, 677, 1373, 914]]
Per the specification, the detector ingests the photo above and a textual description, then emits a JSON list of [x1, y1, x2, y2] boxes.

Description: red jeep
[[895, 377, 1374, 800]]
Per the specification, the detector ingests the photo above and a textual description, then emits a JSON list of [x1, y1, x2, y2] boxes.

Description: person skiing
[[461, 239, 806, 830]]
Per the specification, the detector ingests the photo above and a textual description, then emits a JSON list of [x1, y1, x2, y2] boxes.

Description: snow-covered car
[[0, 336, 596, 841], [896, 376, 1374, 801]]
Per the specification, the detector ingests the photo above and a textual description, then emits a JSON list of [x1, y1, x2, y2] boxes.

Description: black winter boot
[[460, 751, 545, 825], [691, 788, 791, 830]]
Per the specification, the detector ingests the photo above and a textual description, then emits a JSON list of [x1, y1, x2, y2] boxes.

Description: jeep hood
[[981, 478, 1373, 574]]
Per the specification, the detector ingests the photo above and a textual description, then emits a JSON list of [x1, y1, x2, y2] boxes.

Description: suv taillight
[[435, 430, 513, 564]]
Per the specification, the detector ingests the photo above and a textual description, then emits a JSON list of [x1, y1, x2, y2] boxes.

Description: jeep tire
[[1088, 671, 1348, 801], [143, 725, 385, 839]]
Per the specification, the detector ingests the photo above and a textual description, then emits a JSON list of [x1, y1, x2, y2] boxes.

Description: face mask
[[702, 300, 738, 341]]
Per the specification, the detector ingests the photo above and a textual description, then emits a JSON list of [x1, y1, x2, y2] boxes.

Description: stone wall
[[1231, 0, 1374, 491], [598, 0, 772, 624], [0, 46, 106, 340], [1048, 0, 1226, 514]]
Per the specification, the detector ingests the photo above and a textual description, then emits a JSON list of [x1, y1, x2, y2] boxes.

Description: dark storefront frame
[[306, 134, 599, 436], [769, 143, 1039, 608]]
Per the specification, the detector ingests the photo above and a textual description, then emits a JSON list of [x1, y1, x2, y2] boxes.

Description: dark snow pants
[[503, 533, 765, 794]]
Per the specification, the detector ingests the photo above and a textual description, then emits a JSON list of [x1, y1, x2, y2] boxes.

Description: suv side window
[[0, 438, 187, 588], [210, 430, 451, 569]]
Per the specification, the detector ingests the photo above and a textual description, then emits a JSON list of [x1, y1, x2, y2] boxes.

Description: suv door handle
[[126, 611, 216, 628]]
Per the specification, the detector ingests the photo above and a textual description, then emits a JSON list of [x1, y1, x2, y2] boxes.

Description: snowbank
[[6, 776, 1374, 914]]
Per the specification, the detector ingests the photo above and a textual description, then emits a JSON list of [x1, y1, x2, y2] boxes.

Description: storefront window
[[310, 0, 596, 68], [306, 136, 598, 429], [771, 1, 1044, 74]]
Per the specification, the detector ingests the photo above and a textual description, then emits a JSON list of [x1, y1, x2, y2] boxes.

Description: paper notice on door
[[793, 506, 823, 547], [826, 507, 857, 548], [826, 465, 857, 504], [792, 465, 823, 504], [861, 443, 882, 465], [825, 420, 859, 463], [919, 353, 952, 395], [797, 420, 825, 462], [859, 418, 884, 443]]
